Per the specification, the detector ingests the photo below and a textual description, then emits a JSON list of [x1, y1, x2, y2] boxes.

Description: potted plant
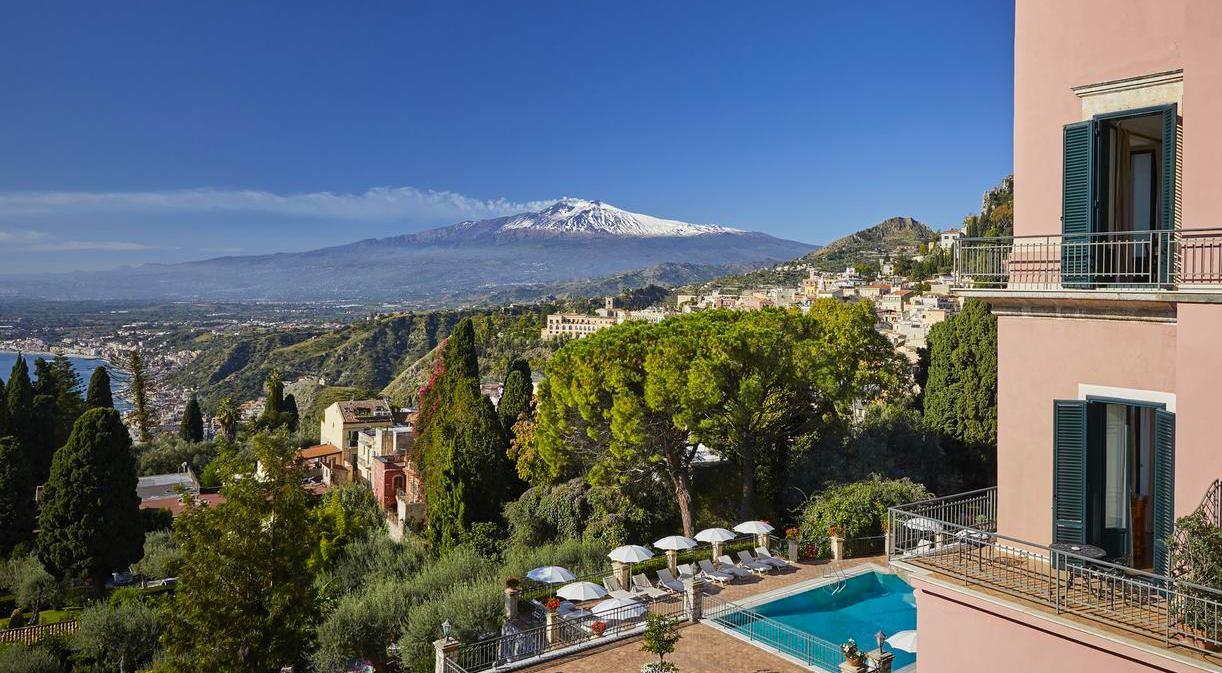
[[785, 527, 801, 562], [545, 597, 561, 612], [1169, 511, 1222, 650], [840, 639, 865, 666], [591, 620, 608, 637]]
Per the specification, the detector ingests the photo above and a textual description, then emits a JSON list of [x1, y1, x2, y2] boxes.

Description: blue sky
[[0, 1, 1014, 273]]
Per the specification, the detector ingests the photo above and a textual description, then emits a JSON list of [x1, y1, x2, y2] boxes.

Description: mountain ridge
[[0, 199, 815, 304]]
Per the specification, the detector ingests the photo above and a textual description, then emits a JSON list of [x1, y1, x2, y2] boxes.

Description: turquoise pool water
[[722, 571, 916, 671]]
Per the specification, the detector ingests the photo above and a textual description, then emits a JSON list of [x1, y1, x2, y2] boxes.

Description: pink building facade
[[891, 2, 1222, 671]]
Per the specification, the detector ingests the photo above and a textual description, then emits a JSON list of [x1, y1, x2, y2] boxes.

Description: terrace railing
[[452, 593, 687, 672], [952, 227, 1222, 291], [705, 594, 844, 672], [887, 489, 1222, 655]]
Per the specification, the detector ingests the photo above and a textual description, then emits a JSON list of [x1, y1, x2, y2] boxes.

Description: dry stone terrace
[[516, 557, 884, 673]]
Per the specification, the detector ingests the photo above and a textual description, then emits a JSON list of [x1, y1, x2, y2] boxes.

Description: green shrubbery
[[799, 476, 931, 543]]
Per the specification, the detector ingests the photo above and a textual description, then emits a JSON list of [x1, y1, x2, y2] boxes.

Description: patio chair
[[632, 574, 669, 598], [723, 554, 767, 577], [735, 551, 773, 574], [655, 569, 686, 594], [697, 559, 735, 585], [602, 575, 638, 600], [677, 563, 698, 579], [754, 546, 793, 569]]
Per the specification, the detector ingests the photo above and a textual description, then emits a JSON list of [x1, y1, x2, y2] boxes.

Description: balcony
[[952, 228, 1222, 295], [886, 488, 1222, 661]]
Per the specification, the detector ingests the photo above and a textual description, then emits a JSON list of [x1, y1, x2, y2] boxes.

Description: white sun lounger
[[655, 569, 686, 593], [714, 556, 753, 577], [697, 559, 734, 585], [753, 546, 791, 568], [632, 574, 669, 598], [602, 575, 638, 600], [677, 563, 697, 579], [730, 552, 771, 575]]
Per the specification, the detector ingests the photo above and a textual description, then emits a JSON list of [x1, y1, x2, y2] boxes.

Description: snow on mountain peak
[[497, 198, 744, 237]]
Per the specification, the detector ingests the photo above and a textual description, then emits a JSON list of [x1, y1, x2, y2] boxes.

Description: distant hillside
[[802, 216, 934, 272], [171, 307, 560, 406]]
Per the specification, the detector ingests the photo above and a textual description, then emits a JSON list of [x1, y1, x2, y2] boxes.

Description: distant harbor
[[0, 350, 133, 412]]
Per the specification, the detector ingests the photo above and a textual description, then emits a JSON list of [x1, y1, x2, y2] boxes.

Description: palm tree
[[215, 397, 238, 443]]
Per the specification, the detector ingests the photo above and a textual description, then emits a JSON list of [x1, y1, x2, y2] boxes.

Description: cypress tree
[[6, 354, 34, 446], [180, 393, 204, 443], [417, 318, 515, 553], [0, 436, 35, 556], [86, 366, 114, 409], [38, 408, 144, 593], [30, 357, 84, 485], [499, 368, 532, 434], [260, 369, 283, 428], [127, 351, 151, 443], [282, 393, 299, 432]]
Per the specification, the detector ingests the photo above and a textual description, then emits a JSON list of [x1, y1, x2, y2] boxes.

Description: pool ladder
[[824, 558, 848, 595]]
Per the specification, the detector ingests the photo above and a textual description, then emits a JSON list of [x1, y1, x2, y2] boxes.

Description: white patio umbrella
[[694, 528, 737, 544], [733, 521, 775, 535], [591, 597, 646, 621], [886, 630, 917, 653], [653, 535, 698, 551], [607, 545, 655, 563], [557, 581, 607, 602], [653, 535, 697, 576], [696, 527, 738, 569], [526, 566, 577, 584]]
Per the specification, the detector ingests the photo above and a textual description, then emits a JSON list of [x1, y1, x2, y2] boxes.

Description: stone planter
[[787, 538, 799, 562]]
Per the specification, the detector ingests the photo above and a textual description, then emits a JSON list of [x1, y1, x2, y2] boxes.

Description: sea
[[0, 351, 133, 412]]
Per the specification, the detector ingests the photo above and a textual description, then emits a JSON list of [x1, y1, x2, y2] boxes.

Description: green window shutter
[[1053, 400, 1088, 544], [1062, 121, 1096, 287], [1160, 105, 1178, 231], [1153, 409, 1176, 576]]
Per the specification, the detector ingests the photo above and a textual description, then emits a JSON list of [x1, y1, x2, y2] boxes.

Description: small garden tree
[[640, 613, 681, 673]]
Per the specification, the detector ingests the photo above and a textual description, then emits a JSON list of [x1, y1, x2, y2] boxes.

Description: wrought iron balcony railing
[[953, 228, 1222, 291], [887, 488, 1222, 656]]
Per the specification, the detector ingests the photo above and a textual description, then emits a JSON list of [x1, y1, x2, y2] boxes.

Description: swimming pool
[[714, 570, 916, 671]]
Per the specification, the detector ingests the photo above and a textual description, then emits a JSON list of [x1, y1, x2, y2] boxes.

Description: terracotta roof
[[335, 399, 393, 424], [140, 493, 225, 516], [298, 443, 342, 460]]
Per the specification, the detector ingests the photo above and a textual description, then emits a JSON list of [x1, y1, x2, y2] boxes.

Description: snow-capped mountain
[[414, 198, 745, 242], [493, 198, 743, 237], [3, 199, 816, 303]]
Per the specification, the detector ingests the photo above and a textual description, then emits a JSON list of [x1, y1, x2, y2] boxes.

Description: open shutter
[[1062, 121, 1096, 288], [1158, 105, 1179, 286], [1053, 400, 1088, 544], [1152, 409, 1176, 575]]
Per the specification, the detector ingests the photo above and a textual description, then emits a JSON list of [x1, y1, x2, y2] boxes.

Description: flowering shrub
[[544, 597, 561, 611], [590, 620, 607, 636], [640, 663, 679, 673], [840, 639, 864, 663], [785, 527, 799, 540]]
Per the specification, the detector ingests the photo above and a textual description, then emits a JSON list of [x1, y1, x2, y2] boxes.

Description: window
[[1061, 105, 1179, 287]]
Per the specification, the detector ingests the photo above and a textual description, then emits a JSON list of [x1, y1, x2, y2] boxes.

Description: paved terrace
[[519, 556, 883, 673]]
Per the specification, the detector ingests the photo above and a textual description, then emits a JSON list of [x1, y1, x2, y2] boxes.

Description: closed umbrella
[[526, 566, 577, 584], [557, 581, 607, 602], [886, 630, 917, 653]]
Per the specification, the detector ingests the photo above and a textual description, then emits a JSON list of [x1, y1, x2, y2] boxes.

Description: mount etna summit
[[2, 199, 815, 305]]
